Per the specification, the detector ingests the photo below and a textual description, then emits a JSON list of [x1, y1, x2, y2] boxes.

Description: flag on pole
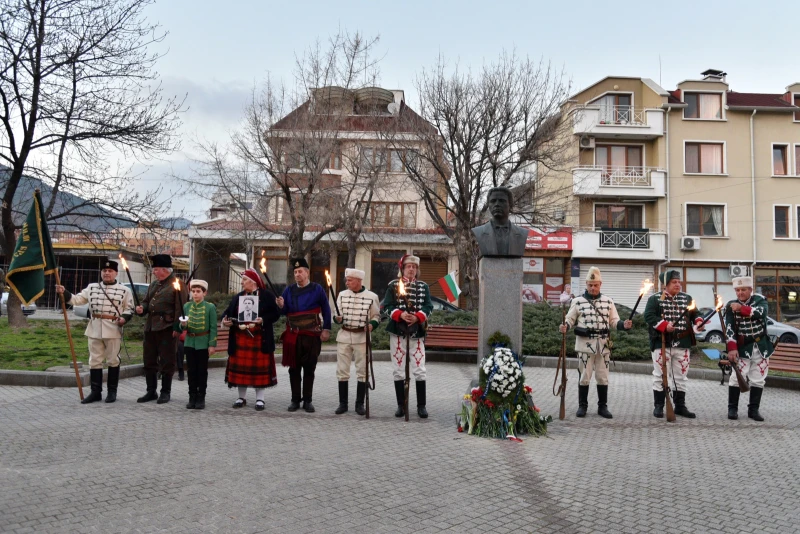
[[6, 190, 57, 305], [437, 271, 462, 303]]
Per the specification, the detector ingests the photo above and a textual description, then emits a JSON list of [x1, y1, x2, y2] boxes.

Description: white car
[[1, 292, 37, 316], [72, 283, 149, 318], [696, 312, 800, 345]]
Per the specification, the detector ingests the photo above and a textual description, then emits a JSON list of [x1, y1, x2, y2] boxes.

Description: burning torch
[[629, 279, 653, 320], [173, 278, 187, 323], [118, 254, 140, 308], [324, 269, 341, 316], [259, 251, 278, 295]]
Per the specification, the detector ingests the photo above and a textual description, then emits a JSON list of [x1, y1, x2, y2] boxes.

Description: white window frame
[[685, 202, 728, 238], [683, 140, 727, 176], [592, 201, 646, 230], [586, 91, 635, 109], [593, 142, 647, 167], [793, 92, 800, 123], [682, 91, 726, 121], [771, 143, 791, 177], [773, 204, 793, 239], [794, 143, 800, 176]]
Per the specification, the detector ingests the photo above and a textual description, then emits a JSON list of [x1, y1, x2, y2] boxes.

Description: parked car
[[696, 313, 800, 345], [1, 292, 37, 316], [72, 283, 149, 318]]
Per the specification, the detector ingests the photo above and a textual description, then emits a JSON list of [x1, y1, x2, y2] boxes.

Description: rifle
[[185, 263, 200, 284], [364, 309, 376, 419], [718, 305, 750, 393], [660, 292, 676, 422], [553, 305, 568, 420]]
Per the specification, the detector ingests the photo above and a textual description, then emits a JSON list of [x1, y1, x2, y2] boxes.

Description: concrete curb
[[1, 351, 798, 391]]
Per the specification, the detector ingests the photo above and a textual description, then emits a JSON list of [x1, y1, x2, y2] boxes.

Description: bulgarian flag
[[437, 271, 462, 303], [6, 190, 57, 304]]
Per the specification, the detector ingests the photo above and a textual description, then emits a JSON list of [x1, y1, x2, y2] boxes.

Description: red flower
[[533, 405, 541, 413], [485, 400, 495, 409], [457, 426, 463, 433], [524, 385, 532, 393]]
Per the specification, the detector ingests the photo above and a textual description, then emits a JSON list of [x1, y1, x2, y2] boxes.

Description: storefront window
[[522, 256, 565, 304], [753, 268, 800, 322], [371, 250, 403, 296]]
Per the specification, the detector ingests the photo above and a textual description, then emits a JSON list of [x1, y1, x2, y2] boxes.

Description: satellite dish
[[387, 102, 399, 115]]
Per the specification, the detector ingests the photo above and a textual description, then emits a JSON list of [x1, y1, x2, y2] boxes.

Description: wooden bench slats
[[425, 325, 479, 350], [769, 343, 800, 373]]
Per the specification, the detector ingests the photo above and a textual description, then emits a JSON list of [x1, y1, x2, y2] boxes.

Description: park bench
[[768, 343, 800, 373], [424, 325, 479, 350], [215, 326, 230, 353]]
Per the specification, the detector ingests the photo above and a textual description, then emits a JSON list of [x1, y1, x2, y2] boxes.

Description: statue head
[[487, 187, 513, 224]]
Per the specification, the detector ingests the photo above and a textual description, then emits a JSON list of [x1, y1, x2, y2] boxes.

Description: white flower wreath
[[480, 347, 523, 399]]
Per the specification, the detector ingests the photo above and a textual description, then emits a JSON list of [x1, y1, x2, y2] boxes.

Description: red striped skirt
[[225, 330, 278, 388]]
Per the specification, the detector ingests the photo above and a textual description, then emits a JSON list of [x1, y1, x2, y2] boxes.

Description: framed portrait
[[237, 295, 259, 323]]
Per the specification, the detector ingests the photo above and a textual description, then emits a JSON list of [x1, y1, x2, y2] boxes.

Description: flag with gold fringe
[[6, 190, 57, 305]]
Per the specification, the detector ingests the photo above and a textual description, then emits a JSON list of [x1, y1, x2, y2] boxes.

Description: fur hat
[[585, 266, 602, 283], [242, 268, 265, 290], [732, 276, 753, 289], [290, 258, 310, 270], [101, 260, 118, 272], [151, 254, 172, 268], [189, 280, 208, 292], [398, 254, 420, 268], [344, 268, 365, 280], [659, 270, 681, 285]]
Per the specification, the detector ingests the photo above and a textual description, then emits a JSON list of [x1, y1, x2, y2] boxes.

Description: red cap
[[242, 268, 265, 290]]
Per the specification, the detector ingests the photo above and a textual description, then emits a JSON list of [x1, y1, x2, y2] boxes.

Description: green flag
[[6, 190, 57, 305]]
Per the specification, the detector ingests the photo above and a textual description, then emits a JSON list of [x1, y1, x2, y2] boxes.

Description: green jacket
[[643, 291, 701, 351], [181, 300, 218, 350], [724, 294, 774, 359], [139, 274, 186, 333], [382, 278, 433, 339]]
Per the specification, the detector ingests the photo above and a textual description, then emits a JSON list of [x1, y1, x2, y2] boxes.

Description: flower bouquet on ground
[[458, 346, 551, 440]]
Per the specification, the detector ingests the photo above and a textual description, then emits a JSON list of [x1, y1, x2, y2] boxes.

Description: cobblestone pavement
[[2, 362, 800, 534]]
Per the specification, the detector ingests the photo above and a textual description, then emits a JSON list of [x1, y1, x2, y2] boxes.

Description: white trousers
[[730, 346, 769, 389], [577, 352, 610, 386], [389, 334, 426, 381], [336, 343, 367, 381], [651, 347, 690, 392], [88, 337, 121, 369]]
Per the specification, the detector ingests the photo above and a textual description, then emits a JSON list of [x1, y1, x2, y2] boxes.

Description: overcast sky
[[136, 0, 800, 221]]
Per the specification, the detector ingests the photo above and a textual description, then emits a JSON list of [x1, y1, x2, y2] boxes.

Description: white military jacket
[[334, 287, 381, 344], [69, 281, 134, 339], [564, 293, 622, 356]]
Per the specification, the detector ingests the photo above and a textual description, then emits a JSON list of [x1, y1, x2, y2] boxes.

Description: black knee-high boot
[[748, 387, 764, 421], [105, 366, 119, 403], [416, 381, 428, 418], [394, 380, 405, 417], [355, 381, 366, 416], [728, 386, 740, 420], [82, 369, 103, 404], [596, 385, 612, 419], [576, 385, 589, 417], [335, 381, 348, 414]]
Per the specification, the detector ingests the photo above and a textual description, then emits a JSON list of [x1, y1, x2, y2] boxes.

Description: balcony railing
[[596, 106, 646, 125], [572, 106, 664, 138], [598, 228, 650, 249]]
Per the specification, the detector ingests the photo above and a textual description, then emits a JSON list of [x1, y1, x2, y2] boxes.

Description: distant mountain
[[157, 217, 193, 230], [0, 166, 135, 232]]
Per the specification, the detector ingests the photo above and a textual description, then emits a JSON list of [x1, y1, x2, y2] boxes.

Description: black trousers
[[143, 329, 177, 376], [185, 347, 209, 395], [288, 335, 321, 403], [176, 339, 185, 371]]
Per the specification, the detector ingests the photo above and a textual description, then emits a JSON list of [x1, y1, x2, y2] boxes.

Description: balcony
[[573, 166, 665, 198], [573, 106, 664, 139], [572, 228, 666, 260]]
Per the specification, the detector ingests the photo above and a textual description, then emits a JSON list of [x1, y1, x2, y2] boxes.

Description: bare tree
[[185, 31, 389, 283], [0, 0, 183, 326], [396, 52, 574, 309]]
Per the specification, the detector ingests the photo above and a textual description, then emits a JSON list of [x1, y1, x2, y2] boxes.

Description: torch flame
[[687, 300, 696, 311], [172, 279, 181, 291], [325, 269, 332, 287], [715, 294, 724, 311], [640, 279, 653, 296], [259, 256, 267, 273], [118, 254, 129, 270], [397, 278, 406, 296]]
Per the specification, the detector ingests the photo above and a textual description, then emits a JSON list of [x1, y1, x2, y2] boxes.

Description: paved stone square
[[2, 361, 800, 533]]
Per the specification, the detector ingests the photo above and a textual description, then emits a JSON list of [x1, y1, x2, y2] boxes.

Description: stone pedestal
[[477, 257, 523, 366]]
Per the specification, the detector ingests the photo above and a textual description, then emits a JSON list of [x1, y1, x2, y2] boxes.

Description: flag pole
[[55, 267, 84, 400]]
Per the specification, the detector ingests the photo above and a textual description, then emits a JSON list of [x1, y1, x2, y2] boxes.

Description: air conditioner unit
[[553, 209, 565, 222], [730, 265, 748, 277], [680, 236, 700, 251], [579, 135, 596, 149]]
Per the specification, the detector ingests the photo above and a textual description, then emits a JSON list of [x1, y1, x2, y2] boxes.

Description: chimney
[[701, 68, 727, 82]]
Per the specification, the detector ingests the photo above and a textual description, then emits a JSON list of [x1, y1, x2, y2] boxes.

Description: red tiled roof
[[193, 219, 446, 235], [271, 100, 437, 135], [668, 90, 682, 104], [726, 92, 797, 108]]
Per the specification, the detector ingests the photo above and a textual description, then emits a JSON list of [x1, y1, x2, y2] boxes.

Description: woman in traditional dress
[[221, 268, 281, 411]]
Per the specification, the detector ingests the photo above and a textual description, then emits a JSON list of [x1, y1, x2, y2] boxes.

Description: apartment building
[[190, 87, 456, 299], [557, 70, 800, 321]]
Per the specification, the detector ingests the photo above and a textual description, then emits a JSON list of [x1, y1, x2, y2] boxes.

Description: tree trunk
[[5, 289, 28, 328], [453, 226, 480, 311], [346, 232, 358, 268]]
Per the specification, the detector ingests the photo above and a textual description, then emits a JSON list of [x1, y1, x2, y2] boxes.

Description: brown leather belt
[[93, 314, 118, 320], [188, 330, 210, 337], [342, 326, 366, 333]]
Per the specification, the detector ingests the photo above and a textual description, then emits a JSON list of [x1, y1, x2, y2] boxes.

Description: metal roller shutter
[[579, 264, 655, 309], [418, 256, 449, 299]]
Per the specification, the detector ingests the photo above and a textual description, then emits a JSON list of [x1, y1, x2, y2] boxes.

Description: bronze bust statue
[[471, 187, 529, 257]]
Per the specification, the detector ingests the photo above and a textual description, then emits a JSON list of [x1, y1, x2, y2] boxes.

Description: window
[[796, 145, 800, 175], [369, 202, 417, 228], [684, 93, 722, 119], [281, 151, 304, 169], [797, 206, 800, 237], [388, 150, 404, 172], [686, 204, 724, 236], [595, 94, 632, 123], [773, 144, 788, 176], [595, 145, 643, 178], [774, 206, 790, 238], [685, 142, 724, 174], [795, 95, 800, 121], [328, 151, 342, 170], [594, 204, 643, 229]]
